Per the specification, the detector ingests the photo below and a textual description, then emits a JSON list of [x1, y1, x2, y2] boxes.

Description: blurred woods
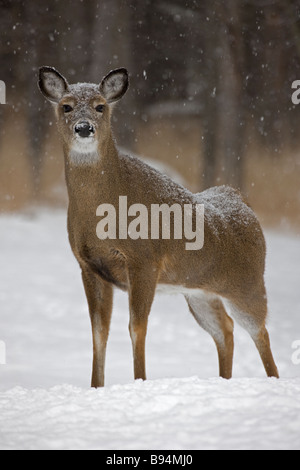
[[0, 0, 300, 227]]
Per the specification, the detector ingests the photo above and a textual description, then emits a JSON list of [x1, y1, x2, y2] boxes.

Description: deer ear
[[99, 68, 129, 103], [38, 66, 69, 103]]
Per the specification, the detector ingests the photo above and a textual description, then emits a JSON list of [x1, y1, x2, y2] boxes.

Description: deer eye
[[62, 104, 73, 113], [95, 104, 104, 113]]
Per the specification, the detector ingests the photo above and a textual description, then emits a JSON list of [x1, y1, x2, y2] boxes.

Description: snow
[[0, 210, 300, 450], [2, 378, 300, 451]]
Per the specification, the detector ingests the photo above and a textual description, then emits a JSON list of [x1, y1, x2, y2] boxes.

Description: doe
[[38, 66, 279, 387]]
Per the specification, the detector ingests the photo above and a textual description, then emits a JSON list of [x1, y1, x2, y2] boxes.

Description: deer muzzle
[[74, 121, 95, 138]]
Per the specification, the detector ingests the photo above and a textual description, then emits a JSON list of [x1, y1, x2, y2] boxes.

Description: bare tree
[[219, 0, 246, 189]]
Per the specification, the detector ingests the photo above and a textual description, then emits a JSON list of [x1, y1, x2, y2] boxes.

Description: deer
[[38, 66, 279, 388]]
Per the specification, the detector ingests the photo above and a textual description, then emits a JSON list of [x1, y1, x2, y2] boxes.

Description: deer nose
[[74, 121, 95, 138]]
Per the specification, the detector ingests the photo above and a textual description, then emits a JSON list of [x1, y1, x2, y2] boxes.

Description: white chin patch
[[69, 136, 99, 165]]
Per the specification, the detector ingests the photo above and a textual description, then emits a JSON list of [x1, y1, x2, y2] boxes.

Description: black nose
[[74, 121, 95, 138]]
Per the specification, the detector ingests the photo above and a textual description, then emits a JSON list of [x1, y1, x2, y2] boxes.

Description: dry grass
[[0, 114, 67, 212], [245, 150, 300, 230]]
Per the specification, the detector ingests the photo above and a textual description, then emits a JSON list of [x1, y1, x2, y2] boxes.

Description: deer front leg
[[81, 266, 113, 388], [128, 266, 158, 381]]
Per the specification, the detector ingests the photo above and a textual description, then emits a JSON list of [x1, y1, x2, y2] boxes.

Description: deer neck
[[63, 131, 121, 212]]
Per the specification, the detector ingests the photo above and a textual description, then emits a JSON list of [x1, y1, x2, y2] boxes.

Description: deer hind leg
[[185, 292, 234, 379], [225, 287, 279, 378]]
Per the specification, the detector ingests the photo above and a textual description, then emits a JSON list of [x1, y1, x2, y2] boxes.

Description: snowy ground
[[0, 209, 300, 450]]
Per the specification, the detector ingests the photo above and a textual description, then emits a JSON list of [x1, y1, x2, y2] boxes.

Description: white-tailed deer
[[38, 66, 279, 387]]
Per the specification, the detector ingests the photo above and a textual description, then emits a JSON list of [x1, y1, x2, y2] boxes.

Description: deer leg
[[252, 325, 279, 378], [226, 286, 279, 378], [185, 292, 234, 379], [81, 266, 113, 388], [128, 267, 158, 381]]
